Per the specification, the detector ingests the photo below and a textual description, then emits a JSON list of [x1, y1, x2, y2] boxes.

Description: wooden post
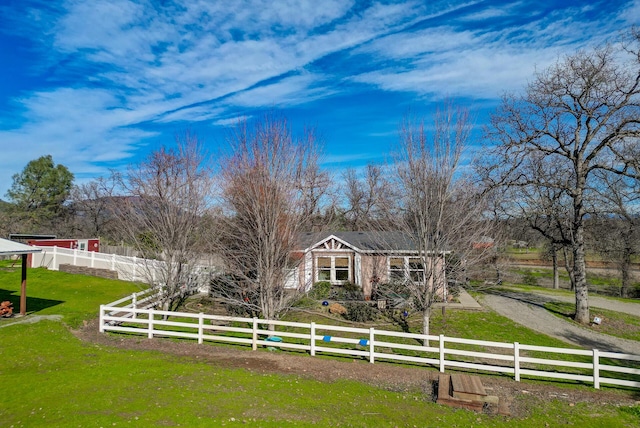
[[20, 253, 28, 315]]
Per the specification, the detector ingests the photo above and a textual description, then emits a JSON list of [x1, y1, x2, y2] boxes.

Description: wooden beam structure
[[0, 238, 42, 316]]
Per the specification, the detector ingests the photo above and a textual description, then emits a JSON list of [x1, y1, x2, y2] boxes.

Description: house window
[[388, 256, 425, 283], [334, 257, 349, 281], [317, 257, 332, 281], [316, 256, 351, 283], [389, 257, 404, 281], [409, 258, 424, 282]]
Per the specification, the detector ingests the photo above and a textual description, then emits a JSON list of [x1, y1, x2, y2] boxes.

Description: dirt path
[[480, 290, 640, 355]]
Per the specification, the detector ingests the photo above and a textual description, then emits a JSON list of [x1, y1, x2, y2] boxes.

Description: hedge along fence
[[98, 304, 640, 391]]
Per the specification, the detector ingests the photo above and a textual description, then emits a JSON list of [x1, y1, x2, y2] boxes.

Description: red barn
[[28, 238, 100, 252]]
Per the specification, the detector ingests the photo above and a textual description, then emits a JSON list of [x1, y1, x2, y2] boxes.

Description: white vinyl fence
[[31, 246, 163, 282], [99, 298, 640, 390], [31, 245, 213, 288]]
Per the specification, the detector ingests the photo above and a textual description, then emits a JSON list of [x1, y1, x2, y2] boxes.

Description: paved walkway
[[456, 289, 483, 310], [0, 314, 62, 328], [479, 289, 640, 355], [511, 288, 640, 317]]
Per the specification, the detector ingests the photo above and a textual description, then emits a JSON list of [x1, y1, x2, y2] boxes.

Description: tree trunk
[[562, 246, 575, 291], [621, 247, 631, 299], [620, 224, 634, 299], [422, 307, 431, 347], [573, 228, 590, 324], [552, 245, 559, 290]]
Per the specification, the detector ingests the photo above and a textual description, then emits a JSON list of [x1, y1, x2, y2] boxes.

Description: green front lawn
[[0, 263, 142, 327], [1, 264, 640, 426], [544, 301, 640, 342]]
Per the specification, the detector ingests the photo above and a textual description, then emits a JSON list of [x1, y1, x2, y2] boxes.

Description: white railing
[[98, 303, 640, 390], [31, 246, 163, 282], [30, 246, 214, 289], [102, 283, 201, 322]]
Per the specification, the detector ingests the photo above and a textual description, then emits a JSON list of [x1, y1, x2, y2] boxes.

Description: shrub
[[330, 282, 364, 301], [328, 302, 347, 315], [343, 302, 378, 323], [522, 271, 538, 287], [292, 295, 318, 309], [309, 281, 331, 299]]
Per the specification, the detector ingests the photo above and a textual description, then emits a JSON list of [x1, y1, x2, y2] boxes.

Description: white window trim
[[387, 256, 425, 283], [315, 255, 351, 284]]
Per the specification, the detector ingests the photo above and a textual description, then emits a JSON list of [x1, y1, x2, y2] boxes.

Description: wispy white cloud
[[351, 4, 620, 99], [621, 0, 640, 24], [213, 115, 252, 127], [0, 0, 633, 198]]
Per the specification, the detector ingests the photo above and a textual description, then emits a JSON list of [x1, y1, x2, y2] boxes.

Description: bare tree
[[111, 132, 216, 312], [391, 105, 494, 344], [69, 177, 120, 240], [494, 157, 576, 290], [589, 171, 640, 298], [298, 161, 333, 232], [212, 114, 321, 324], [342, 164, 396, 230], [482, 33, 640, 323]]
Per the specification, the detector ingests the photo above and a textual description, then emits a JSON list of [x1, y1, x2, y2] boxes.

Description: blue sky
[[1, 0, 638, 198]]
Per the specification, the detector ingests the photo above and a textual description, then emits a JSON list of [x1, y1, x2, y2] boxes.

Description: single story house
[[288, 231, 448, 299]]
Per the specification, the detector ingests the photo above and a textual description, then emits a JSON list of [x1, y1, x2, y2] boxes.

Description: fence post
[[198, 313, 204, 344], [111, 254, 116, 271], [132, 256, 137, 282], [132, 293, 137, 320], [99, 305, 104, 333], [310, 322, 316, 356], [514, 342, 520, 382], [369, 327, 375, 364], [91, 251, 95, 268], [593, 349, 600, 389], [53, 246, 57, 270], [439, 334, 445, 373], [148, 309, 154, 339], [252, 318, 258, 351], [73, 248, 78, 265]]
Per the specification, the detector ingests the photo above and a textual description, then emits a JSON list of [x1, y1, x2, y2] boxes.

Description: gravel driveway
[[480, 290, 640, 355]]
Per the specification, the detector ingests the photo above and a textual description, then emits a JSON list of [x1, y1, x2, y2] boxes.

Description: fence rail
[[31, 246, 213, 290], [98, 299, 640, 390]]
